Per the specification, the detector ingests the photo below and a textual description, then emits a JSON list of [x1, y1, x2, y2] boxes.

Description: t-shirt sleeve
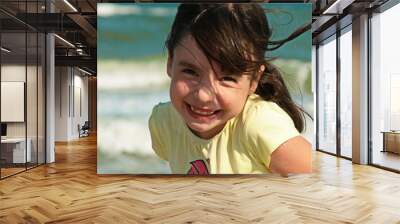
[[244, 102, 300, 167], [148, 104, 168, 161]]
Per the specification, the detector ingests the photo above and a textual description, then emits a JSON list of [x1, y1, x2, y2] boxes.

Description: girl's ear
[[249, 64, 265, 94], [167, 54, 173, 78]]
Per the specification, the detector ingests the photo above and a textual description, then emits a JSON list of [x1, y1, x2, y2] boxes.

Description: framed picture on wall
[[1, 81, 25, 122], [97, 3, 313, 175]]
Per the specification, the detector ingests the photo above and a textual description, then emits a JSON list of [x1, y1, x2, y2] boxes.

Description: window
[[339, 26, 352, 158], [317, 35, 337, 155], [370, 2, 400, 171]]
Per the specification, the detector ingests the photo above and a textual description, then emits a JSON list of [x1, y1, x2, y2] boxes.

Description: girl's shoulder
[[240, 94, 296, 133], [152, 101, 172, 113], [243, 95, 292, 120], [150, 101, 178, 127], [238, 94, 300, 158], [151, 101, 177, 118]]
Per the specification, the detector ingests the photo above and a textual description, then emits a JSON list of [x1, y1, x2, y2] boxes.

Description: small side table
[[381, 131, 400, 154]]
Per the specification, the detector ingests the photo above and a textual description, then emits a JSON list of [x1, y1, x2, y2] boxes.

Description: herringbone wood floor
[[1, 135, 400, 223]]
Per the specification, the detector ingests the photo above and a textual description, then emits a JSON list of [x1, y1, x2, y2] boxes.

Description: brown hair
[[165, 3, 308, 132]]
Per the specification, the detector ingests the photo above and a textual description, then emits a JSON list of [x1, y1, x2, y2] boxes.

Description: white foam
[[98, 60, 170, 90], [148, 7, 176, 17], [98, 4, 176, 17], [98, 118, 153, 155], [98, 4, 142, 17]]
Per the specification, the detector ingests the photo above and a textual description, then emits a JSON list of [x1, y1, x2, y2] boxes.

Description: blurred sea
[[97, 58, 171, 173]]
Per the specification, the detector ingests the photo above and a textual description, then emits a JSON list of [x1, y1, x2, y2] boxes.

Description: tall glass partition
[[1, 31, 28, 178], [0, 1, 46, 179]]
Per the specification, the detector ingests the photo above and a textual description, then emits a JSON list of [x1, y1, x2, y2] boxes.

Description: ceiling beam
[[67, 13, 97, 46], [322, 0, 356, 15], [55, 55, 96, 73]]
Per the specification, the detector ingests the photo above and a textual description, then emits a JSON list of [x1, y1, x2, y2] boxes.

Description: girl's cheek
[[215, 89, 233, 106], [217, 88, 247, 108], [173, 80, 191, 95], [178, 79, 197, 92]]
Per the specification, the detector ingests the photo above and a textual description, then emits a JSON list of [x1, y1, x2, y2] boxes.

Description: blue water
[[98, 89, 169, 119], [98, 3, 311, 62]]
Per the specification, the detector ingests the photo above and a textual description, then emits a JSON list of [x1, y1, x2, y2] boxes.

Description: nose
[[194, 75, 218, 103], [195, 84, 215, 103]]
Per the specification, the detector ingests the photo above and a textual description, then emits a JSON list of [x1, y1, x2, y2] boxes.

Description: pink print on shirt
[[187, 159, 209, 175]]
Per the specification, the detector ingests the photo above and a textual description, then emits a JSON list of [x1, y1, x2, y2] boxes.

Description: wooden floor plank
[[1, 135, 400, 223]]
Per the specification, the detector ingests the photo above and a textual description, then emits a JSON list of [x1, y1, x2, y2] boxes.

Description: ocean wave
[[98, 90, 169, 117], [98, 4, 176, 17], [98, 118, 154, 155], [98, 59, 170, 90]]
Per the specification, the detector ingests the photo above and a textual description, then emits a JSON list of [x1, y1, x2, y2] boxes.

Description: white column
[[46, 33, 55, 163], [352, 14, 369, 164], [46, 1, 55, 163]]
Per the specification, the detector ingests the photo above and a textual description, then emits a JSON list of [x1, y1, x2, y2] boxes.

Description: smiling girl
[[148, 3, 312, 175]]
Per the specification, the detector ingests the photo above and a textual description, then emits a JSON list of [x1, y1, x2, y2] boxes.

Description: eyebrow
[[177, 60, 237, 77], [177, 61, 202, 71]]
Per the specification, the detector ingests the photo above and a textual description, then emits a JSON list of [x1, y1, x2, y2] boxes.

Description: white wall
[[55, 66, 70, 141], [1, 65, 30, 138], [54, 67, 89, 141], [1, 65, 25, 81]]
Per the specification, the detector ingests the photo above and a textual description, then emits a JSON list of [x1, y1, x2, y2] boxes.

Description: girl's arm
[[269, 136, 312, 175]]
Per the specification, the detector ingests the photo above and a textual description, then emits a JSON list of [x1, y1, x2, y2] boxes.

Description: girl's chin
[[187, 123, 212, 132], [186, 123, 224, 139]]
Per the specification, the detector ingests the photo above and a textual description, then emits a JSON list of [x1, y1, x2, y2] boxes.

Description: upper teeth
[[191, 106, 215, 115]]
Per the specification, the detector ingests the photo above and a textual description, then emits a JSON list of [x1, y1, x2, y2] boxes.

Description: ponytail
[[255, 61, 307, 133]]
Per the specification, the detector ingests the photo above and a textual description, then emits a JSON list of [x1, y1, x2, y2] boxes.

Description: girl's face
[[167, 34, 262, 139]]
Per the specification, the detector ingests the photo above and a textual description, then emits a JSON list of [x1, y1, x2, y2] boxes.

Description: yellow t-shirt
[[148, 94, 300, 174]]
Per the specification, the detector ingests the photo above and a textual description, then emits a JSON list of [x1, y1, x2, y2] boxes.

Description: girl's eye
[[221, 76, 237, 83], [182, 68, 197, 76]]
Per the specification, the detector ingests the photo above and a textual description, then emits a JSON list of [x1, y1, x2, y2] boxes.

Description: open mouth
[[185, 103, 221, 120]]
